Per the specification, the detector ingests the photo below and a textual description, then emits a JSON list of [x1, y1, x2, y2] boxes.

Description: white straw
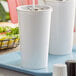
[[33, 0, 35, 8]]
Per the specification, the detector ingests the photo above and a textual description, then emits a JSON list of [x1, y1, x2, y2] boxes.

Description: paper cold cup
[[45, 0, 76, 55], [17, 5, 52, 69]]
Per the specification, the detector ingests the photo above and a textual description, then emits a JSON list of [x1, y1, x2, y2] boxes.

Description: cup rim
[[16, 5, 53, 12], [44, 0, 73, 3]]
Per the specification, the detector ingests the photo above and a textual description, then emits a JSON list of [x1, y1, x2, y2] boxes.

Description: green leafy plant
[[0, 2, 10, 22]]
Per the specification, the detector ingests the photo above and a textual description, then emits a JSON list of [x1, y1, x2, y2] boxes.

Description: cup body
[[17, 5, 52, 69], [45, 0, 76, 55]]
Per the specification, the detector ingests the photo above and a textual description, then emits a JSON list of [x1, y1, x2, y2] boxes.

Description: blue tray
[[0, 46, 76, 76]]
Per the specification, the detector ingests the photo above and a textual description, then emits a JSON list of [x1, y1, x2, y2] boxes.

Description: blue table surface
[[0, 46, 75, 76]]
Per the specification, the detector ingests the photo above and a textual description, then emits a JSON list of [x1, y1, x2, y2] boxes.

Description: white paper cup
[[53, 64, 67, 76], [45, 0, 76, 55], [17, 5, 52, 69]]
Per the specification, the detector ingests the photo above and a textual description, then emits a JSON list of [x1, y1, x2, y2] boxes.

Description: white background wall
[[75, 9, 76, 31], [75, 0, 76, 31]]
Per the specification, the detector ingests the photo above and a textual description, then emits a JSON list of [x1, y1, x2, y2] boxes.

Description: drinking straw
[[33, 0, 35, 8], [28, 0, 38, 5]]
